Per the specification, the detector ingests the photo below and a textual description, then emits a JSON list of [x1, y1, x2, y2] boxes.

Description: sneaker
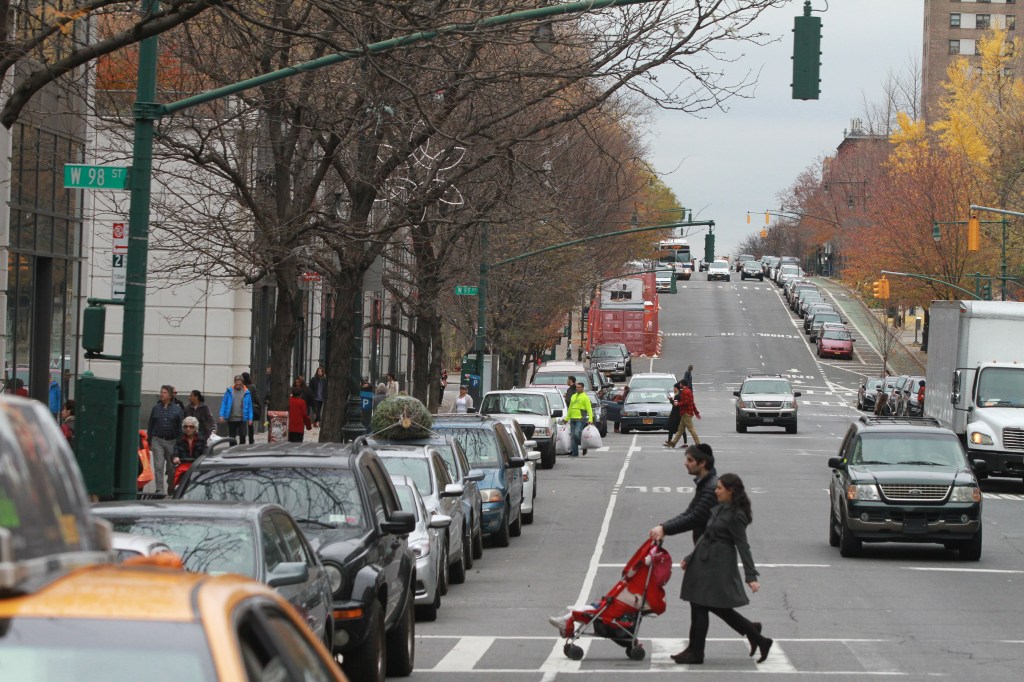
[[547, 612, 572, 638]]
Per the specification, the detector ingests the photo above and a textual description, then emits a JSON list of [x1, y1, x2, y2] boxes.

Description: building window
[[951, 13, 961, 28], [977, 14, 992, 30], [950, 39, 961, 55], [1008, 15, 1016, 30]]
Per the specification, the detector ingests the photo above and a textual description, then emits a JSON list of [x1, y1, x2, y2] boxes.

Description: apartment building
[[922, 0, 1018, 119]]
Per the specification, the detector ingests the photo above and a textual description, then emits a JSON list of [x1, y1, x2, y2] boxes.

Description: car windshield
[[532, 372, 590, 389], [822, 330, 853, 341], [433, 426, 501, 467], [393, 485, 422, 522], [379, 456, 432, 496], [781, 265, 799, 273], [852, 434, 967, 466], [883, 378, 898, 390], [0, 618, 216, 682], [481, 393, 548, 415], [591, 348, 619, 359], [101, 516, 257, 578], [712, 261, 728, 268], [626, 390, 668, 404], [976, 367, 1024, 408], [813, 314, 842, 325], [865, 379, 883, 390], [629, 376, 674, 390], [179, 467, 366, 533], [742, 380, 791, 394]]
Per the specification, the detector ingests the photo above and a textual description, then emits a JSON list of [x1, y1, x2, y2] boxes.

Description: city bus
[[656, 239, 692, 278]]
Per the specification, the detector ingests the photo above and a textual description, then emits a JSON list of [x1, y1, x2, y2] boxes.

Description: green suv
[[827, 416, 985, 560]]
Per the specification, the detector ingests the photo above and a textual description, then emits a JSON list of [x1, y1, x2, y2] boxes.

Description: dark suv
[[827, 416, 985, 560], [175, 439, 416, 682], [590, 343, 632, 380]]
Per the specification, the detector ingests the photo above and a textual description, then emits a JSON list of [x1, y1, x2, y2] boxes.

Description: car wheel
[[786, 423, 798, 434], [472, 525, 484, 559], [828, 506, 840, 547], [541, 441, 556, 469], [510, 505, 523, 537], [523, 508, 534, 524], [462, 524, 473, 570], [437, 543, 449, 596], [492, 504, 511, 547], [416, 587, 440, 622], [838, 512, 862, 558], [621, 425, 631, 434], [342, 599, 385, 682], [958, 528, 982, 561], [735, 421, 747, 433], [450, 539, 467, 585], [385, 586, 415, 677]]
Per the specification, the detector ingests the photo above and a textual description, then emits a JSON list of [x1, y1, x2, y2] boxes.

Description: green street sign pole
[[104, 0, 674, 496]]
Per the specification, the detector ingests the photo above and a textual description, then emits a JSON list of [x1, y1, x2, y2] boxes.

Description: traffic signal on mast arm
[[872, 277, 890, 300], [881, 276, 890, 299], [967, 215, 980, 251], [792, 1, 822, 100]]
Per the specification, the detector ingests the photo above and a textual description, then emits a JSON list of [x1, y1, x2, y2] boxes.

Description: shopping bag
[[581, 423, 603, 449], [555, 422, 573, 454]]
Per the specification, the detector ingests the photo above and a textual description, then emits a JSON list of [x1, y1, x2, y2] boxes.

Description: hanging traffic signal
[[746, 213, 751, 224], [872, 280, 882, 298], [880, 276, 890, 299], [967, 215, 980, 251], [765, 211, 770, 225], [981, 278, 992, 300], [792, 1, 822, 100]]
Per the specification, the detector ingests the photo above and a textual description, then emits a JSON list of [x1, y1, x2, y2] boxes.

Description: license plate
[[903, 519, 928, 534], [642, 418, 654, 425], [762, 418, 774, 423]]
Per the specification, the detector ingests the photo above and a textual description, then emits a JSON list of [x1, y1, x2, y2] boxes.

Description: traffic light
[[872, 280, 882, 299], [746, 213, 751, 224], [981, 278, 992, 300], [760, 228, 768, 239], [704, 232, 715, 264], [792, 1, 822, 100], [967, 215, 980, 251], [765, 211, 770, 225], [880, 277, 890, 299]]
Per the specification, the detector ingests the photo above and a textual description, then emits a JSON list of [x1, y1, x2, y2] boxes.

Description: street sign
[[111, 253, 127, 300], [455, 285, 478, 295], [112, 222, 128, 253], [64, 164, 129, 190]]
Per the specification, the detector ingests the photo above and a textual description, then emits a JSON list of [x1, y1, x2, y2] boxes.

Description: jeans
[[227, 420, 247, 443], [687, 602, 764, 655], [312, 400, 323, 424], [149, 437, 175, 495], [569, 419, 586, 456]]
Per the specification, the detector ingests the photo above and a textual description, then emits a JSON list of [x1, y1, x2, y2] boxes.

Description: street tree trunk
[[319, 274, 361, 443], [268, 260, 301, 413]]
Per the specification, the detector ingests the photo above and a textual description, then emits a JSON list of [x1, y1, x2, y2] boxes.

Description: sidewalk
[[812, 277, 927, 376]]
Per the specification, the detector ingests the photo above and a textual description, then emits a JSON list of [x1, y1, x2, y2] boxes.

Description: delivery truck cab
[[925, 301, 1024, 478]]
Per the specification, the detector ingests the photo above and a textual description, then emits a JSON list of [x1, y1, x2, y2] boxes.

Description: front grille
[[753, 400, 784, 408], [755, 412, 780, 418], [879, 484, 950, 501], [1004, 427, 1024, 451], [636, 411, 662, 417]]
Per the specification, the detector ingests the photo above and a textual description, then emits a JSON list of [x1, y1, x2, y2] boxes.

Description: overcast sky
[[647, 0, 924, 256]]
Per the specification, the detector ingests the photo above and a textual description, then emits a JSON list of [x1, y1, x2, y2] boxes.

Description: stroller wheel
[[627, 644, 646, 661], [564, 643, 585, 661]]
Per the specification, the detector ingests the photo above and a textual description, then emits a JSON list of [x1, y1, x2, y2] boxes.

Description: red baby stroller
[[558, 539, 672, 661]]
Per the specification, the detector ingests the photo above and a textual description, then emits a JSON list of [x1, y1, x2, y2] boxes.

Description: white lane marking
[[597, 563, 830, 568], [650, 638, 688, 671], [757, 640, 798, 674], [846, 640, 900, 674], [903, 567, 1024, 574], [432, 636, 495, 671], [539, 637, 592, 674], [574, 434, 639, 608]]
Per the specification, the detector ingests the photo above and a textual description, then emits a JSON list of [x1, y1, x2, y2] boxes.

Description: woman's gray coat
[[680, 503, 759, 609]]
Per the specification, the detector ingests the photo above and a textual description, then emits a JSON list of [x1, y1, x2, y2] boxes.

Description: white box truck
[[925, 301, 1024, 477]]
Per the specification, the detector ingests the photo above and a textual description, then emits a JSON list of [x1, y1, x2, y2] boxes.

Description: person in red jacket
[[288, 387, 312, 442], [667, 384, 701, 447]]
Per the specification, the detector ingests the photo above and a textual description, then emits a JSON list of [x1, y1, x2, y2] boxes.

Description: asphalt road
[[410, 275, 1024, 680]]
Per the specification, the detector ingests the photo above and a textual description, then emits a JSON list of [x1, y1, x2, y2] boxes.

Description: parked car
[[885, 374, 911, 414], [857, 377, 885, 411], [903, 376, 927, 416], [390, 475, 451, 621], [531, 361, 594, 391], [796, 291, 825, 316], [601, 385, 628, 431], [827, 416, 984, 560], [480, 389, 557, 468], [491, 416, 542, 525], [94, 500, 334, 651], [432, 414, 525, 548], [175, 440, 417, 681], [619, 387, 674, 434], [374, 443, 469, 586], [777, 264, 801, 287], [892, 375, 925, 416], [369, 433, 485, 564], [587, 390, 609, 437], [734, 375, 801, 433], [741, 261, 763, 280], [707, 260, 731, 281], [110, 532, 173, 562], [589, 343, 631, 381], [804, 303, 838, 331], [817, 325, 855, 359], [808, 311, 845, 341]]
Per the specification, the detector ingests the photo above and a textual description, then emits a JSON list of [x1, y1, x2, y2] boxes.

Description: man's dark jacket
[[661, 467, 718, 543]]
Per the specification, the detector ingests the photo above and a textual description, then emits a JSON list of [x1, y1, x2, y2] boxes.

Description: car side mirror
[[951, 370, 962, 405], [267, 561, 310, 588], [733, 391, 740, 397], [441, 483, 464, 498], [467, 407, 478, 414], [552, 409, 563, 418], [523, 439, 538, 450], [381, 511, 415, 535], [429, 514, 452, 529], [527, 450, 542, 462], [508, 457, 526, 469], [794, 392, 802, 398], [466, 469, 485, 482], [971, 459, 988, 475], [827, 457, 845, 469]]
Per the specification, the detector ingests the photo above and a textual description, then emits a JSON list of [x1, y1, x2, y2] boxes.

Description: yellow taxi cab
[[0, 560, 348, 681], [0, 396, 347, 681]]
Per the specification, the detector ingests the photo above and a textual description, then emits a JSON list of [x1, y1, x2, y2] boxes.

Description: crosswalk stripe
[[432, 636, 495, 671], [539, 637, 591, 672]]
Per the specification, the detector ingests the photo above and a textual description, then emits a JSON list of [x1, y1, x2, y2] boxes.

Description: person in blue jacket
[[218, 374, 254, 443], [49, 377, 62, 418]]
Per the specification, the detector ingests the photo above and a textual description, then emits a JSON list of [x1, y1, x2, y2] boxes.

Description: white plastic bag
[[581, 423, 603, 449], [207, 433, 224, 447], [555, 422, 573, 454]]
